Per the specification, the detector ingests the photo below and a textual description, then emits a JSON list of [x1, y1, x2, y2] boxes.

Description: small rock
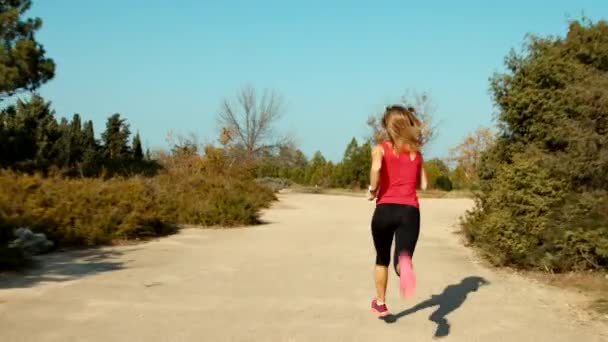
[[9, 227, 54, 256]]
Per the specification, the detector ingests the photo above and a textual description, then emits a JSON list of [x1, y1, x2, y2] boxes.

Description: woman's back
[[376, 141, 421, 208]]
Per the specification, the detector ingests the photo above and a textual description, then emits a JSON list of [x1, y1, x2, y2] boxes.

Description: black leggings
[[371, 204, 420, 274]]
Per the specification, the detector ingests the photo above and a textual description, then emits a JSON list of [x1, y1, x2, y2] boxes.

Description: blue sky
[[30, 0, 608, 161]]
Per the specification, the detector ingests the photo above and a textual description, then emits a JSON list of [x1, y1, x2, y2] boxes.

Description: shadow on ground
[[0, 248, 132, 289], [383, 276, 490, 338]]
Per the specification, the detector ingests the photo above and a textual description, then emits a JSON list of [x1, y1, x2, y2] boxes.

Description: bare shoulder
[[372, 144, 384, 156]]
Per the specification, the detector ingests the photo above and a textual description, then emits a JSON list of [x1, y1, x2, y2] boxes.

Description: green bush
[[434, 176, 453, 191], [424, 159, 450, 190], [152, 148, 276, 226], [0, 172, 178, 246], [543, 191, 608, 271], [463, 19, 608, 272], [462, 149, 568, 267], [0, 161, 276, 251], [150, 170, 275, 227]]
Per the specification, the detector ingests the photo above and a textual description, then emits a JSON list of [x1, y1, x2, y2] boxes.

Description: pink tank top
[[376, 141, 421, 208]]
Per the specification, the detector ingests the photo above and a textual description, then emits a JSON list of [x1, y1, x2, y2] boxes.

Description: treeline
[[0, 94, 477, 192], [218, 84, 467, 191], [254, 138, 372, 189], [254, 136, 480, 192], [0, 95, 157, 177]]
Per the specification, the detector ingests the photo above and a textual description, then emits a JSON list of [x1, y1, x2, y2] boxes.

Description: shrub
[[424, 159, 449, 189], [462, 149, 568, 267], [463, 19, 608, 272], [151, 147, 276, 226], [542, 191, 608, 271], [434, 176, 453, 191], [150, 170, 275, 227], [0, 155, 276, 255], [0, 171, 178, 246]]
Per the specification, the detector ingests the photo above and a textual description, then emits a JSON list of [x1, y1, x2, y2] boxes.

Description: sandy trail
[[0, 194, 606, 341]]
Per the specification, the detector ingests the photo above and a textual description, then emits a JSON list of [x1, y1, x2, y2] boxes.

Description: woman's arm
[[419, 165, 428, 191], [418, 152, 428, 191], [368, 145, 383, 200]]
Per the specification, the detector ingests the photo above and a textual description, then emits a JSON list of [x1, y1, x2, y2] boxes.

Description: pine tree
[[340, 138, 359, 187], [82, 120, 97, 148], [0, 0, 55, 97], [68, 114, 84, 164], [0, 104, 34, 164], [15, 94, 59, 163], [305, 151, 327, 186], [80, 120, 99, 175], [54, 117, 71, 167], [132, 132, 144, 160], [101, 113, 131, 160]]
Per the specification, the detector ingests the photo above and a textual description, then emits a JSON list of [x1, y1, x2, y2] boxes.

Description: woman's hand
[[367, 186, 378, 201]]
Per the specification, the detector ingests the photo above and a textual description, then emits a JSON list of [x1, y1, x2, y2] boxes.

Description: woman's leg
[[394, 205, 420, 298], [393, 205, 421, 272], [371, 205, 395, 303], [373, 266, 389, 303]]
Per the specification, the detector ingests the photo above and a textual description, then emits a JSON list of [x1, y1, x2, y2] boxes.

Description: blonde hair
[[381, 105, 423, 153]]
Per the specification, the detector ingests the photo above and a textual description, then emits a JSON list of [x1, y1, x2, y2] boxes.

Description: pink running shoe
[[398, 253, 416, 299], [371, 299, 390, 317]]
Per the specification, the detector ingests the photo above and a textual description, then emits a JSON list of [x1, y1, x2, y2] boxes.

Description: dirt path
[[1, 194, 606, 341]]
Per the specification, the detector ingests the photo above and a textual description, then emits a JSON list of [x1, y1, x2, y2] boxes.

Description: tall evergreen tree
[[101, 113, 131, 160], [0, 105, 29, 165], [54, 117, 71, 167], [15, 94, 59, 162], [82, 120, 97, 148], [79, 120, 99, 174], [305, 151, 330, 186], [132, 132, 144, 160], [70, 113, 82, 133], [68, 113, 84, 164], [340, 138, 360, 187]]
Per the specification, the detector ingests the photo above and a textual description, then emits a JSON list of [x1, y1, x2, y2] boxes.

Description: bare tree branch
[[219, 99, 248, 146], [366, 89, 440, 151], [401, 89, 440, 148], [217, 85, 287, 159]]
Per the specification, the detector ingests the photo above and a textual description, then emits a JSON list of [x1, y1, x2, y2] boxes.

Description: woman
[[367, 105, 428, 317]]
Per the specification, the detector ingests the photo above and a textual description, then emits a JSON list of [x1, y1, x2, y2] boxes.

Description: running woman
[[368, 105, 428, 317]]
